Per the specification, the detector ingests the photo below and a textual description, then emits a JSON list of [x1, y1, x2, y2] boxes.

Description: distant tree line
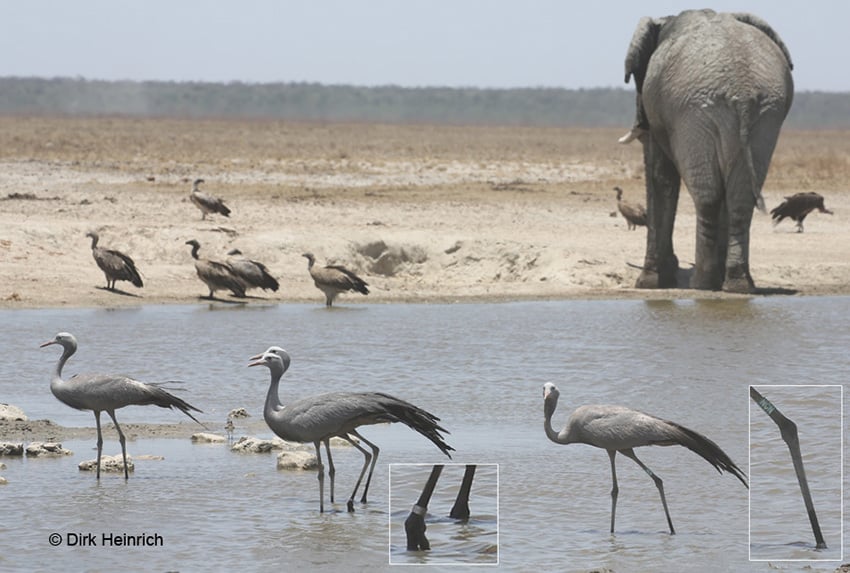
[[0, 76, 847, 129]]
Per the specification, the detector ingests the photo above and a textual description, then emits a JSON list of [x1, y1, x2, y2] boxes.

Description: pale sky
[[3, 1, 846, 91]]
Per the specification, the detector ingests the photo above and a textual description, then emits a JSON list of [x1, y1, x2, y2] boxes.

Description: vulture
[[189, 178, 231, 220], [303, 253, 369, 307], [614, 186, 647, 230], [85, 231, 143, 290], [227, 248, 280, 294], [770, 192, 833, 233], [185, 239, 245, 299]]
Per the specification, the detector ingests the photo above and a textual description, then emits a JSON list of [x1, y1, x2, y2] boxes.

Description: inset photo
[[389, 463, 498, 566], [749, 385, 843, 562]]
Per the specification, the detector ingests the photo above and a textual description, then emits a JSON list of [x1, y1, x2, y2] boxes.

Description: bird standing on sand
[[40, 332, 204, 479], [542, 382, 747, 534], [85, 231, 143, 291], [189, 178, 231, 220], [770, 192, 833, 233], [303, 252, 369, 307], [249, 347, 453, 512], [614, 186, 647, 230], [227, 249, 279, 294], [185, 239, 246, 299]]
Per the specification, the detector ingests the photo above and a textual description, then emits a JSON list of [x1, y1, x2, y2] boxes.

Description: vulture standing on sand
[[85, 231, 143, 290], [770, 192, 833, 233], [189, 178, 231, 220], [185, 239, 246, 299], [227, 248, 280, 294], [303, 252, 369, 307], [614, 186, 647, 230]]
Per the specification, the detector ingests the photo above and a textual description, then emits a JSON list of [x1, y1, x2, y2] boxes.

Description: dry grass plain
[[0, 116, 848, 308]]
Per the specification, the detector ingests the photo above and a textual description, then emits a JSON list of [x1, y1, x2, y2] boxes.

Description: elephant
[[622, 9, 794, 293]]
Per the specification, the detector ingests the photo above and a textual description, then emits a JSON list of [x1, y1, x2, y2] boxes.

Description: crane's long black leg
[[405, 464, 443, 551], [324, 439, 335, 504], [93, 411, 103, 480], [620, 448, 675, 534], [750, 387, 827, 549], [350, 430, 380, 503], [106, 410, 129, 480], [449, 465, 476, 520], [313, 441, 325, 513], [608, 450, 618, 533], [340, 435, 371, 512]]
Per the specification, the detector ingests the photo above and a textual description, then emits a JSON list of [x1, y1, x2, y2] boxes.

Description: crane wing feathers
[[56, 374, 202, 422], [570, 405, 747, 487], [277, 392, 452, 457]]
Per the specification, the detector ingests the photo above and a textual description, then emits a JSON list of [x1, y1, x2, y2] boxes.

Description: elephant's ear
[[732, 12, 794, 70], [624, 17, 663, 90]]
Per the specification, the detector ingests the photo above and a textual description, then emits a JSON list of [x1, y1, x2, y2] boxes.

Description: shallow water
[[1, 298, 847, 572]]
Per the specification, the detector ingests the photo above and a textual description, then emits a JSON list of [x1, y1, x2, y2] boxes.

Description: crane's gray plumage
[[770, 192, 833, 232], [189, 178, 231, 220], [257, 346, 381, 509], [185, 239, 246, 299], [86, 231, 143, 290], [543, 382, 746, 534], [227, 248, 279, 293], [249, 347, 452, 512], [303, 252, 369, 307], [614, 186, 647, 230], [40, 332, 203, 479]]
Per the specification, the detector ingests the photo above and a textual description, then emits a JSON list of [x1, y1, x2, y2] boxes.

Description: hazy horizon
[[2, 2, 847, 91]]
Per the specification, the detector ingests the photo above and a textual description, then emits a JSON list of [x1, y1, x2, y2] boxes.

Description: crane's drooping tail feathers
[[145, 381, 205, 427], [377, 393, 454, 458], [667, 419, 748, 488]]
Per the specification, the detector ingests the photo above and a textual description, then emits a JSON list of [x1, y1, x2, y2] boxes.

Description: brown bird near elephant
[[303, 253, 369, 307], [614, 186, 647, 230], [85, 231, 143, 291], [770, 192, 833, 233], [227, 248, 280, 294], [185, 239, 245, 299], [189, 178, 231, 220]]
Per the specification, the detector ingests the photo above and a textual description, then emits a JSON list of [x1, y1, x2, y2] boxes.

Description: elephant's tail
[[738, 101, 767, 213]]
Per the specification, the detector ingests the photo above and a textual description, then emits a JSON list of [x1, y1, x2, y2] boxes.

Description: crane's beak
[[249, 352, 263, 361], [247, 357, 265, 368], [39, 339, 57, 348]]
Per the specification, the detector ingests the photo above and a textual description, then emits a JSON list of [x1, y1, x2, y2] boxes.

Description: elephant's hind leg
[[636, 137, 681, 289], [721, 162, 759, 294], [690, 196, 726, 291]]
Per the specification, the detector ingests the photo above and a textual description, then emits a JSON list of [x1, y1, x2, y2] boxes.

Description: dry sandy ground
[[1, 118, 849, 443], [0, 117, 849, 310]]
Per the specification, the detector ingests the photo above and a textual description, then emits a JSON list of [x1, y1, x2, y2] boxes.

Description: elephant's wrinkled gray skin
[[623, 9, 793, 293]]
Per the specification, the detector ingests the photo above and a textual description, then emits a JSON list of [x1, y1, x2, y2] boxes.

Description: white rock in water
[[79, 455, 134, 473], [0, 476, 7, 485], [26, 442, 73, 457], [0, 443, 24, 456], [276, 450, 318, 470], [231, 436, 286, 453], [0, 462, 6, 470], [191, 432, 226, 443], [228, 407, 250, 418], [0, 404, 27, 422], [329, 436, 357, 447]]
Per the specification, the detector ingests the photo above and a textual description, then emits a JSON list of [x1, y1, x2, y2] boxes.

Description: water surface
[[1, 298, 847, 572]]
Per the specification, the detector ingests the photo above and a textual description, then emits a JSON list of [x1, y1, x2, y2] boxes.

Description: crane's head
[[542, 382, 560, 419], [40, 332, 78, 352], [248, 347, 291, 374]]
